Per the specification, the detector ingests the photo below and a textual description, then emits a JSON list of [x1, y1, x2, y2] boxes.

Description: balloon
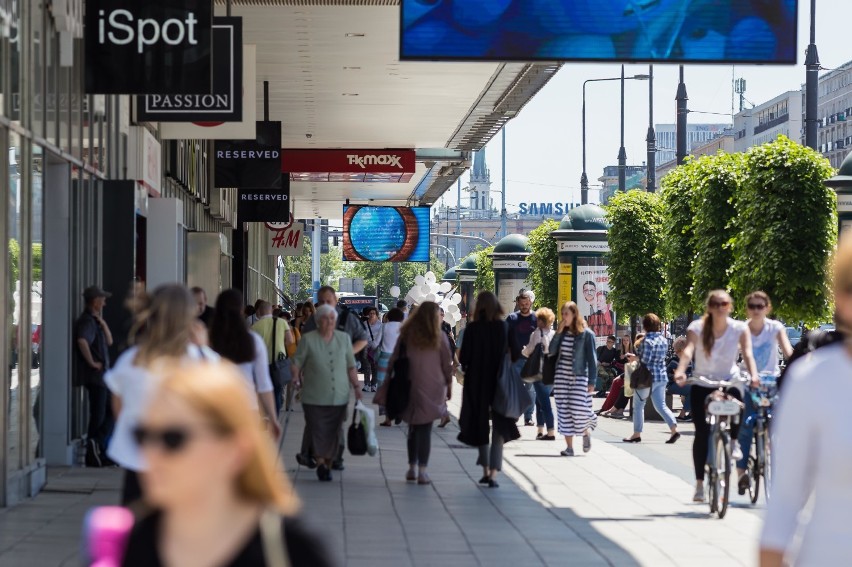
[[428, 282, 440, 294], [389, 286, 401, 298], [420, 284, 432, 296], [447, 303, 459, 313], [526, 290, 536, 303], [451, 293, 462, 304], [414, 275, 425, 286], [452, 311, 462, 322], [444, 313, 455, 325], [439, 282, 452, 293], [425, 271, 436, 283]]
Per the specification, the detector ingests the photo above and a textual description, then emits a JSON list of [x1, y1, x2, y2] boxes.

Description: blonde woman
[[106, 284, 218, 505], [548, 302, 598, 456], [119, 361, 333, 567], [760, 236, 852, 566]]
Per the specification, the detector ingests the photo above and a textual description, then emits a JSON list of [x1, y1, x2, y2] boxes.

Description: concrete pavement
[[0, 383, 766, 567]]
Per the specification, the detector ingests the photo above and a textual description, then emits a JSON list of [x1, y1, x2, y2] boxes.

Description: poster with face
[[576, 258, 615, 345]]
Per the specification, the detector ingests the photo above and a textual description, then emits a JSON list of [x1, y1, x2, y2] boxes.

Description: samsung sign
[[85, 0, 212, 95], [518, 202, 580, 216]]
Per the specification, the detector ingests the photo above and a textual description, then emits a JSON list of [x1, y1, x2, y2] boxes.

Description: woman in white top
[[106, 284, 219, 505], [522, 307, 557, 441], [674, 289, 758, 502], [759, 238, 852, 567], [736, 291, 793, 495], [209, 289, 281, 441]]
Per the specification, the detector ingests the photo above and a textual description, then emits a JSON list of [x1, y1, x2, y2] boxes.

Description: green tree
[[279, 239, 352, 301], [526, 219, 559, 310], [31, 243, 43, 282], [729, 136, 837, 324], [8, 239, 19, 283], [605, 190, 666, 326], [473, 245, 495, 293], [659, 165, 698, 317], [689, 152, 744, 305], [347, 252, 445, 303]]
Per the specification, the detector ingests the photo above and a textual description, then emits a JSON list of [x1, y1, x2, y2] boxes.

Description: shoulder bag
[[493, 327, 533, 420], [629, 340, 652, 390], [520, 329, 544, 382], [347, 407, 368, 456], [269, 318, 292, 388], [384, 341, 411, 420]]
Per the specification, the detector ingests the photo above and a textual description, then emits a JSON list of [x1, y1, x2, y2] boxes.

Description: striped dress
[[554, 333, 598, 436]]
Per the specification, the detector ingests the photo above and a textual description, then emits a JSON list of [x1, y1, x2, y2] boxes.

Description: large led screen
[[342, 206, 430, 262], [400, 0, 797, 64]]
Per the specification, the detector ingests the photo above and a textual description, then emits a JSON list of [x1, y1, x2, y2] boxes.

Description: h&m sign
[[85, 0, 213, 94], [267, 222, 305, 257]]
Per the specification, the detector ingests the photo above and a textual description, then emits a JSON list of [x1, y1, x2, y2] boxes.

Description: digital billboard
[[342, 206, 430, 262], [400, 0, 797, 64]]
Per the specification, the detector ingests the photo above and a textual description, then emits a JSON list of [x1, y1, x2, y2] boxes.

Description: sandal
[[417, 474, 431, 485], [405, 470, 416, 482]]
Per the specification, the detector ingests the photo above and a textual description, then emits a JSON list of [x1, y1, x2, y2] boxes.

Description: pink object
[[83, 506, 135, 567]]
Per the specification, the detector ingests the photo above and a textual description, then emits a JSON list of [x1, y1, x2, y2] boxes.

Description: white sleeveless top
[[687, 317, 747, 381], [747, 319, 785, 376]]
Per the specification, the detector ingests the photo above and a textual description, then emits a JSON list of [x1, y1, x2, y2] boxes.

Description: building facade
[[654, 123, 730, 165], [0, 1, 279, 507], [733, 90, 802, 153], [656, 133, 735, 181], [598, 165, 647, 205], [811, 60, 852, 168]]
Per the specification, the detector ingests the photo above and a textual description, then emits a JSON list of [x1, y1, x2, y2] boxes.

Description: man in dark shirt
[[594, 335, 619, 396], [75, 286, 114, 467], [191, 286, 215, 327], [507, 290, 537, 425]]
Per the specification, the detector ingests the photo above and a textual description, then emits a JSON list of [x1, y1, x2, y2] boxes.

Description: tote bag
[[384, 342, 410, 420], [520, 330, 544, 383], [493, 353, 533, 420]]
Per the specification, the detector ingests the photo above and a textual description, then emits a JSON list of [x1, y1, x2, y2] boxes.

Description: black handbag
[[385, 342, 411, 420], [269, 318, 292, 387], [493, 353, 533, 420], [347, 409, 368, 456], [520, 330, 544, 382], [630, 362, 653, 389], [542, 354, 557, 385]]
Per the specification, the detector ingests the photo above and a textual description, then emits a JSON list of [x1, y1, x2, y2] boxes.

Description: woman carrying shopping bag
[[522, 307, 556, 441]]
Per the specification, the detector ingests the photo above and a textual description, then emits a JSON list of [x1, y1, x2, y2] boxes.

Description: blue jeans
[[737, 393, 757, 470], [632, 382, 677, 433], [666, 380, 691, 411], [532, 381, 554, 430], [514, 357, 536, 422]]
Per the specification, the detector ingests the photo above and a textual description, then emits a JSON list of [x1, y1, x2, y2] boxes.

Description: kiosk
[[490, 234, 531, 316], [456, 256, 478, 323]]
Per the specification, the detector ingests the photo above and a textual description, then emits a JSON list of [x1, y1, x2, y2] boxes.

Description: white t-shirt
[[236, 331, 274, 408], [747, 318, 785, 376], [104, 345, 218, 471], [687, 317, 747, 381], [380, 321, 402, 354]]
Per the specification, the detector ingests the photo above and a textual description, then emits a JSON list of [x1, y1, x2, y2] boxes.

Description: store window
[[30, 145, 42, 460], [7, 131, 23, 473]]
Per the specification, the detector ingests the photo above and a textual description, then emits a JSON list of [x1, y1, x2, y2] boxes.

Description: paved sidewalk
[[0, 383, 765, 567]]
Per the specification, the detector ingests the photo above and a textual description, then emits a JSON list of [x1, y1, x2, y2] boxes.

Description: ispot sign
[[85, 0, 213, 94]]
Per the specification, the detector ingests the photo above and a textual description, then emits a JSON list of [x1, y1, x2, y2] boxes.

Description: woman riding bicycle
[[674, 290, 759, 503], [736, 291, 793, 496]]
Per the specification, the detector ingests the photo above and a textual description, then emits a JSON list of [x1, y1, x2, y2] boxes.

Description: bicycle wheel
[[715, 432, 731, 519], [762, 430, 772, 502], [749, 428, 761, 504]]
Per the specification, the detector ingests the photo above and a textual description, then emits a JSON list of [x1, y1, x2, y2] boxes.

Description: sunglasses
[[708, 300, 731, 308], [747, 303, 767, 310], [132, 426, 219, 454]]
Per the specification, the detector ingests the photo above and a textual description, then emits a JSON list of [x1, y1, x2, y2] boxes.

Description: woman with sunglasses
[[760, 237, 852, 567], [105, 284, 219, 506], [735, 291, 793, 496], [674, 290, 759, 503], [121, 361, 333, 567]]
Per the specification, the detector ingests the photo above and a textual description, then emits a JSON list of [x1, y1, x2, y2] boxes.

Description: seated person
[[599, 334, 645, 419], [595, 335, 619, 396]]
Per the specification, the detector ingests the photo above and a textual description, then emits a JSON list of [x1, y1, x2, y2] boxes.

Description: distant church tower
[[468, 149, 493, 219]]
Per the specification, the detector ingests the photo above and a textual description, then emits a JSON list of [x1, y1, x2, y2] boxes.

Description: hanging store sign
[[238, 184, 291, 223], [158, 44, 256, 140], [127, 126, 162, 196], [85, 0, 213, 95], [215, 121, 282, 189], [282, 149, 416, 182], [137, 18, 242, 123], [267, 222, 305, 256]]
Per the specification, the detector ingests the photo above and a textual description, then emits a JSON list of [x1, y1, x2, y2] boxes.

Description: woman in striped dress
[[548, 301, 598, 456]]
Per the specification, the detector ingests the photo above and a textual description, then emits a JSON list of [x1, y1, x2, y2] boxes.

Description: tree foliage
[[689, 152, 743, 305], [729, 136, 837, 324], [473, 245, 495, 293], [279, 239, 350, 301], [605, 190, 666, 321], [348, 253, 445, 304], [526, 219, 559, 310], [659, 165, 698, 317]]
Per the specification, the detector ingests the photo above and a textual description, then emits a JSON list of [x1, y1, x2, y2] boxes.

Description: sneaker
[[693, 485, 705, 502], [731, 441, 743, 461], [582, 433, 592, 453], [370, 385, 377, 392], [560, 448, 575, 457], [738, 473, 751, 496], [85, 439, 103, 468], [361, 386, 370, 392]]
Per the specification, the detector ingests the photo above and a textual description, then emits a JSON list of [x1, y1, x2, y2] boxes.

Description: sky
[[439, 0, 849, 214]]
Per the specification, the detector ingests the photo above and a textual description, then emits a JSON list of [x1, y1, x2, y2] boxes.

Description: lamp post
[[646, 64, 656, 192], [805, 0, 819, 150], [581, 70, 649, 204]]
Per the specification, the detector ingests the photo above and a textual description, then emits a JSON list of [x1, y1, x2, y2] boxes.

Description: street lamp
[[581, 68, 650, 205]]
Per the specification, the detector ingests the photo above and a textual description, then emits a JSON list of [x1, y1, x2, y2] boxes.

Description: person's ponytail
[[701, 311, 715, 355]]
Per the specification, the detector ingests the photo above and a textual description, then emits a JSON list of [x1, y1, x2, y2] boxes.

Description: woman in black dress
[[457, 291, 520, 488], [119, 361, 333, 567]]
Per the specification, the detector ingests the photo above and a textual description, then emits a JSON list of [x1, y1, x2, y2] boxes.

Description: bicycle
[[689, 376, 745, 519], [745, 377, 778, 504]]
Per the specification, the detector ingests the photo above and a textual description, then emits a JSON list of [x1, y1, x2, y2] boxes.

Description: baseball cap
[[83, 286, 112, 302]]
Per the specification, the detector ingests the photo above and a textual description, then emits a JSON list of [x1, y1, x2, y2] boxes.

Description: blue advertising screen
[[342, 206, 430, 262], [400, 0, 797, 64]]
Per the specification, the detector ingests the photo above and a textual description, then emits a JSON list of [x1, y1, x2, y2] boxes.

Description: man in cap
[[75, 285, 114, 467]]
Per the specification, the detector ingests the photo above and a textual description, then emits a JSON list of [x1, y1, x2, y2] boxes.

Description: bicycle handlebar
[[685, 375, 744, 388]]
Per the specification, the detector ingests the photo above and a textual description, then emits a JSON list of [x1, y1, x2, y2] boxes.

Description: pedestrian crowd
[[77, 233, 852, 566]]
